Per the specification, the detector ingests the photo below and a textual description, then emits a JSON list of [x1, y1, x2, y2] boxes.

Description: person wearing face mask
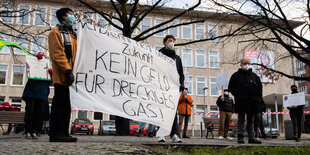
[[216, 89, 234, 140], [177, 88, 193, 139], [48, 8, 77, 142], [157, 35, 184, 143], [228, 58, 263, 144], [288, 84, 304, 142]]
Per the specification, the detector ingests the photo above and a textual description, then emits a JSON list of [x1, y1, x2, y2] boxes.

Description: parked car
[[264, 127, 280, 138], [98, 120, 116, 135], [129, 121, 147, 136], [71, 118, 94, 135]]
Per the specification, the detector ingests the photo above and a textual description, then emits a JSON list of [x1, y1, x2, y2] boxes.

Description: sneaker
[[248, 139, 262, 144], [2, 132, 10, 135], [25, 133, 32, 139], [31, 133, 38, 139], [226, 137, 233, 141], [218, 136, 224, 140], [170, 134, 182, 143], [183, 134, 190, 138], [157, 136, 166, 142]]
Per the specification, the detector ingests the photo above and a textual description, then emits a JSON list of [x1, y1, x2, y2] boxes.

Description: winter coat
[[228, 68, 263, 114], [22, 79, 51, 104], [48, 25, 77, 85], [216, 95, 234, 112], [159, 47, 184, 92], [178, 93, 193, 115]]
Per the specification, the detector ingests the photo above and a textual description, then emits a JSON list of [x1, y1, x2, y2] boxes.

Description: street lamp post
[[203, 87, 208, 138]]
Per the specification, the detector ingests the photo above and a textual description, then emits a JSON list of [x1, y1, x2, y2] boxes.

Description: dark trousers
[[254, 113, 267, 138], [6, 123, 13, 133], [237, 113, 255, 139], [289, 108, 304, 138], [24, 98, 44, 134], [49, 84, 71, 137], [178, 114, 190, 136], [169, 111, 178, 138]]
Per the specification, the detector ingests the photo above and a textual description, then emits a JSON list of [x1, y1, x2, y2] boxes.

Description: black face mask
[[291, 88, 298, 92]]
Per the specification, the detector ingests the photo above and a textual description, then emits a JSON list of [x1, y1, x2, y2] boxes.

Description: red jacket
[[178, 94, 193, 115]]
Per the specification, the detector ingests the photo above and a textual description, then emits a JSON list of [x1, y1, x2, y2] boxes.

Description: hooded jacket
[[159, 47, 184, 92], [228, 68, 262, 114], [178, 93, 193, 115]]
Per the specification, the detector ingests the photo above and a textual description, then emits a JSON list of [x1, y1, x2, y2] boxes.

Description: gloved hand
[[48, 69, 53, 74], [66, 70, 74, 86], [179, 85, 185, 92], [36, 53, 43, 59]]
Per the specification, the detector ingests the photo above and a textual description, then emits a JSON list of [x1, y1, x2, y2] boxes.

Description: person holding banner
[[157, 35, 184, 143], [22, 52, 51, 139], [216, 89, 234, 140], [48, 8, 77, 142], [228, 58, 262, 144], [177, 88, 193, 138], [288, 84, 304, 142]]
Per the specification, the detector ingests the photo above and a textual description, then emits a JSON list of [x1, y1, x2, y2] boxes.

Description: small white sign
[[283, 93, 306, 107], [216, 73, 229, 90], [26, 55, 51, 81]]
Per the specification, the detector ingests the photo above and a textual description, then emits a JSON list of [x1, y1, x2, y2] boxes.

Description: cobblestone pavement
[[0, 134, 309, 154]]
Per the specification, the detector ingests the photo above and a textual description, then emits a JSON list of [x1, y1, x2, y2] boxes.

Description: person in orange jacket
[[177, 88, 193, 138]]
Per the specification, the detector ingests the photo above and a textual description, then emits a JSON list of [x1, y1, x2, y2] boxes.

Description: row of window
[[186, 76, 220, 96], [0, 64, 25, 86], [1, 4, 219, 40]]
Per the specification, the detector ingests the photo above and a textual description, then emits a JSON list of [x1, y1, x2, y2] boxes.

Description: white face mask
[[242, 64, 250, 70], [224, 92, 229, 95], [167, 42, 174, 49]]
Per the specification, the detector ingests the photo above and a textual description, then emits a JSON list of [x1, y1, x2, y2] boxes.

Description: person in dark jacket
[[22, 53, 51, 139], [228, 58, 262, 144], [216, 89, 234, 140], [288, 84, 304, 142], [157, 35, 185, 143], [254, 99, 267, 139]]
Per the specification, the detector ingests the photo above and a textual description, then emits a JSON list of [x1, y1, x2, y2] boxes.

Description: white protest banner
[[216, 73, 229, 90], [26, 55, 51, 81], [283, 93, 306, 107], [70, 23, 180, 136]]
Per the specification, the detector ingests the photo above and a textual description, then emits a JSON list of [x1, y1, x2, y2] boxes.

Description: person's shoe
[[256, 137, 261, 141], [183, 134, 190, 138], [237, 135, 244, 144], [65, 136, 78, 142], [218, 136, 224, 140], [248, 139, 262, 144], [170, 134, 182, 143], [2, 132, 10, 135], [25, 133, 32, 139], [294, 136, 300, 142], [31, 133, 38, 139], [36, 133, 41, 137], [226, 137, 233, 141], [147, 132, 154, 137], [50, 135, 77, 142], [157, 136, 166, 142]]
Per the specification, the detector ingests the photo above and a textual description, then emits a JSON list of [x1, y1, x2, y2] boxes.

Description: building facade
[[0, 0, 303, 134]]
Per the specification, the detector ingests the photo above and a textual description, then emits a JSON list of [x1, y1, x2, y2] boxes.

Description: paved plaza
[[0, 133, 309, 154]]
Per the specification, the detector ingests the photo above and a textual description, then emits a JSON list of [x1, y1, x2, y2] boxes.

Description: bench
[[203, 117, 237, 139], [0, 111, 25, 133]]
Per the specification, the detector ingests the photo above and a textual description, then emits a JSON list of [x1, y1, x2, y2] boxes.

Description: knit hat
[[291, 84, 297, 89], [56, 8, 73, 23]]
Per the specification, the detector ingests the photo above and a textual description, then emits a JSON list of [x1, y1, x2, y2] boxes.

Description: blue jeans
[[139, 122, 154, 133], [169, 111, 178, 138]]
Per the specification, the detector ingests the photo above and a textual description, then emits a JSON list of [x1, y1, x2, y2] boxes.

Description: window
[[78, 111, 88, 119], [0, 34, 11, 54], [210, 78, 220, 96], [0, 97, 4, 103], [18, 5, 30, 25], [196, 77, 206, 96], [10, 98, 22, 111], [31, 36, 45, 54], [182, 24, 192, 39], [130, 17, 137, 35], [155, 46, 163, 52], [1, 4, 13, 23], [208, 24, 218, 41], [112, 19, 122, 34], [154, 19, 165, 37], [141, 17, 152, 35], [11, 65, 25, 86], [196, 105, 206, 124], [94, 112, 103, 120], [175, 48, 179, 56], [195, 23, 205, 40], [187, 76, 193, 95], [50, 8, 59, 27], [15, 35, 28, 55], [182, 49, 193, 67], [97, 14, 108, 29], [210, 107, 219, 118], [299, 85, 308, 94], [168, 21, 179, 38], [196, 50, 206, 68], [0, 64, 8, 85], [209, 51, 219, 68], [34, 7, 46, 26]]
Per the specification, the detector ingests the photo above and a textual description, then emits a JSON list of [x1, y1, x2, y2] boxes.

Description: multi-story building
[[0, 0, 304, 134]]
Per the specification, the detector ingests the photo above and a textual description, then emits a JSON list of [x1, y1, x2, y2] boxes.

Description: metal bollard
[[200, 122, 203, 138]]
